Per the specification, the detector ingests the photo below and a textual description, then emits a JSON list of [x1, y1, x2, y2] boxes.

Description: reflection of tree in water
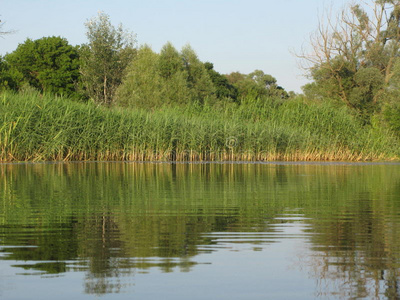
[[1, 162, 400, 297], [79, 213, 128, 294], [77, 209, 254, 295], [300, 244, 400, 299], [298, 182, 400, 299], [78, 212, 203, 295], [1, 162, 271, 295]]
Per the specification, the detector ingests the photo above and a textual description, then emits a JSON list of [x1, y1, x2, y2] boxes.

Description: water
[[0, 162, 399, 299]]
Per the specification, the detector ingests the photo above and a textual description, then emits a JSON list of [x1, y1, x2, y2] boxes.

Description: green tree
[[0, 56, 16, 90], [158, 42, 183, 79], [383, 102, 400, 136], [116, 46, 164, 108], [180, 45, 215, 104], [158, 43, 192, 105], [226, 70, 288, 100], [204, 62, 238, 102], [248, 70, 288, 98], [226, 71, 257, 100], [116, 45, 192, 109], [116, 43, 217, 109], [299, 0, 400, 115], [79, 12, 136, 105], [4, 36, 81, 97]]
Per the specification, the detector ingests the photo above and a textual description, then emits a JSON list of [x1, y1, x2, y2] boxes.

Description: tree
[[0, 56, 17, 90], [158, 42, 183, 79], [180, 45, 215, 103], [299, 0, 400, 115], [116, 44, 193, 109], [116, 43, 218, 109], [116, 46, 165, 108], [226, 70, 288, 100], [4, 36, 81, 97], [248, 70, 288, 98], [204, 62, 238, 102], [80, 12, 136, 105], [158, 42, 193, 105]]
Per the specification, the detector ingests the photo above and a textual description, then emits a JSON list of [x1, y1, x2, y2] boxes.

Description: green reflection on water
[[0, 162, 400, 298]]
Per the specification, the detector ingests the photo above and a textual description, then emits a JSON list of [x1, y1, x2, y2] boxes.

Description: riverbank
[[1, 91, 399, 162]]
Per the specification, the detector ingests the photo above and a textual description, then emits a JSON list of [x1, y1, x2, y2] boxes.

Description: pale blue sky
[[1, 0, 349, 92]]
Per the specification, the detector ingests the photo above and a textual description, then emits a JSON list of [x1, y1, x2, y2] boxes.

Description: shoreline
[[1, 160, 400, 166]]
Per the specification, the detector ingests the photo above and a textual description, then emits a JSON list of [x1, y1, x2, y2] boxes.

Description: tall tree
[[299, 0, 400, 115], [80, 12, 136, 105], [157, 43, 192, 105], [158, 42, 183, 79], [116, 46, 164, 108], [180, 45, 215, 103]]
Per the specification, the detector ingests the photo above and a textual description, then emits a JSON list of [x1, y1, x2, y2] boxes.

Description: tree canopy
[[300, 0, 400, 116], [116, 43, 219, 108], [4, 36, 80, 97], [226, 70, 288, 101], [79, 11, 136, 105], [204, 62, 238, 101]]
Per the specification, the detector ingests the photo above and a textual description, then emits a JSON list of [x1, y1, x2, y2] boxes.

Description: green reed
[[0, 91, 399, 162]]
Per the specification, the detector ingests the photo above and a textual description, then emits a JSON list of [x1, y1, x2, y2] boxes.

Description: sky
[[1, 0, 350, 93]]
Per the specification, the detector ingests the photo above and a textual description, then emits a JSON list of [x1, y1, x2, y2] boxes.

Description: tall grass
[[0, 91, 399, 162]]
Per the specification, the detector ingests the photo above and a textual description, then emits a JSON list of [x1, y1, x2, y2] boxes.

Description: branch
[[0, 19, 16, 37]]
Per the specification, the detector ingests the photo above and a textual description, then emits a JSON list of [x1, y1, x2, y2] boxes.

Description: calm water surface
[[0, 162, 400, 299]]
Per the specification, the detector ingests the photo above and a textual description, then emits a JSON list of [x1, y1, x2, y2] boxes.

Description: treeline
[[0, 12, 288, 108]]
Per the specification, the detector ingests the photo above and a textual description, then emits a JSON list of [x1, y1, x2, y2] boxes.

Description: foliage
[[204, 62, 238, 102], [383, 102, 400, 137], [116, 43, 216, 108], [180, 45, 215, 103], [158, 42, 183, 79], [116, 46, 165, 108], [226, 70, 288, 101], [4, 36, 81, 98], [157, 43, 195, 105], [79, 12, 136, 105], [0, 56, 17, 90], [300, 0, 400, 117], [116, 41, 289, 109]]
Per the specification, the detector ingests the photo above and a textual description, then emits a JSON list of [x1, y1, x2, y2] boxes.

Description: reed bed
[[0, 91, 399, 162]]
